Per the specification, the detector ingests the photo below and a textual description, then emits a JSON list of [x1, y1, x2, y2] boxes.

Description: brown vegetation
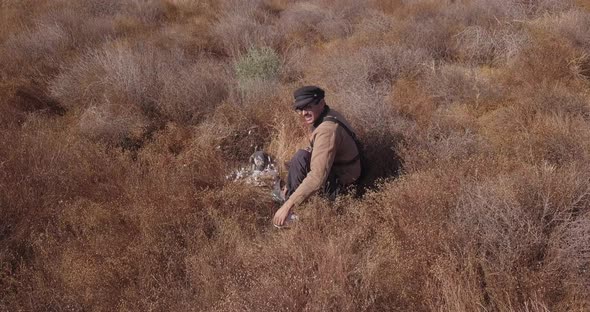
[[1, 0, 589, 311]]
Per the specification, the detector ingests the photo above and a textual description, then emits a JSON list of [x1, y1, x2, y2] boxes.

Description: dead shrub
[[443, 163, 590, 310], [212, 0, 281, 57], [278, 1, 360, 44], [0, 1, 131, 81], [399, 124, 486, 174], [278, 45, 310, 83], [36, 5, 119, 44], [424, 64, 502, 108], [387, 0, 534, 65], [3, 1, 590, 311], [386, 0, 545, 63], [370, 0, 404, 14], [454, 25, 531, 65], [525, 113, 590, 165], [310, 44, 430, 129], [11, 84, 66, 117], [356, 168, 466, 311], [510, 83, 588, 118], [519, 0, 576, 16], [30, 198, 138, 309], [78, 101, 149, 148], [493, 26, 533, 66], [406, 0, 531, 66], [0, 21, 71, 80], [0, 118, 129, 210], [461, 0, 527, 23], [0, 117, 135, 309], [450, 181, 541, 310], [351, 9, 396, 45], [428, 251, 490, 312], [196, 195, 380, 311], [533, 10, 590, 79], [215, 15, 280, 57], [535, 10, 590, 50], [157, 57, 229, 124], [50, 41, 229, 145], [133, 122, 227, 193], [391, 4, 457, 60], [506, 32, 588, 86], [5, 123, 229, 311], [576, 0, 590, 11], [0, 1, 26, 41], [121, 0, 166, 24], [383, 0, 446, 20], [390, 78, 436, 127], [544, 215, 590, 309], [480, 83, 590, 165]]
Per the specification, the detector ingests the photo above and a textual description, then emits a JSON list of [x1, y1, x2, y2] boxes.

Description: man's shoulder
[[313, 119, 339, 134], [325, 109, 355, 132], [327, 108, 345, 119], [312, 107, 354, 135]]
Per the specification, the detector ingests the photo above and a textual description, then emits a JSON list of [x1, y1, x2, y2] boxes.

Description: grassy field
[[1, 0, 589, 311]]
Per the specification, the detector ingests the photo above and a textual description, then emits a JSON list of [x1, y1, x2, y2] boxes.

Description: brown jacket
[[285, 107, 361, 207]]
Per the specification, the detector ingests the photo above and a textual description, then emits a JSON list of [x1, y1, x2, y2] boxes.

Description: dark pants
[[285, 149, 340, 201]]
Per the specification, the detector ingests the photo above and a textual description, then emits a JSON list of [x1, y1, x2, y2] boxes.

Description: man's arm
[[273, 126, 337, 225]]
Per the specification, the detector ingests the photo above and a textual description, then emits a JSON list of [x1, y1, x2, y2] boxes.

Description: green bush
[[234, 46, 280, 83]]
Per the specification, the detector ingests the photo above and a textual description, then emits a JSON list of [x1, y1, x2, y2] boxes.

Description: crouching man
[[273, 86, 362, 227]]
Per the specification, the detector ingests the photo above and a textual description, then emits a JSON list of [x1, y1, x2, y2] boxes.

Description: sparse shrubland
[[1, 0, 589, 311]]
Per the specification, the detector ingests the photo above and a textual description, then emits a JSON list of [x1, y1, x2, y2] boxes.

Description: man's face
[[297, 100, 325, 125]]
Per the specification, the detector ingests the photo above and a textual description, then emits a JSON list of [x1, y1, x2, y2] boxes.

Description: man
[[273, 86, 362, 227]]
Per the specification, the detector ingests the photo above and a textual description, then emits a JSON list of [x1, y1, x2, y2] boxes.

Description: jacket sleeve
[[285, 126, 337, 207]]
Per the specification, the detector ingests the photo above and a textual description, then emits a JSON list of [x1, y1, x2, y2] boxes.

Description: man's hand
[[273, 203, 292, 226]]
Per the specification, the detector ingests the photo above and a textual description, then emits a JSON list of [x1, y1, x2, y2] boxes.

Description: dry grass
[[49, 41, 229, 147], [2, 0, 590, 311]]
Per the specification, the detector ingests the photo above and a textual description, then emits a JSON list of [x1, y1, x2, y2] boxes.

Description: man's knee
[[285, 149, 312, 199], [289, 149, 311, 171]]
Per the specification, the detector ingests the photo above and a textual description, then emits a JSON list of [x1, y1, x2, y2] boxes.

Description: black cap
[[293, 86, 325, 109]]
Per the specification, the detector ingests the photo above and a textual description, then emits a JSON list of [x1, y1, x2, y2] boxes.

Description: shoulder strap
[[312, 116, 362, 166], [323, 116, 358, 142]]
